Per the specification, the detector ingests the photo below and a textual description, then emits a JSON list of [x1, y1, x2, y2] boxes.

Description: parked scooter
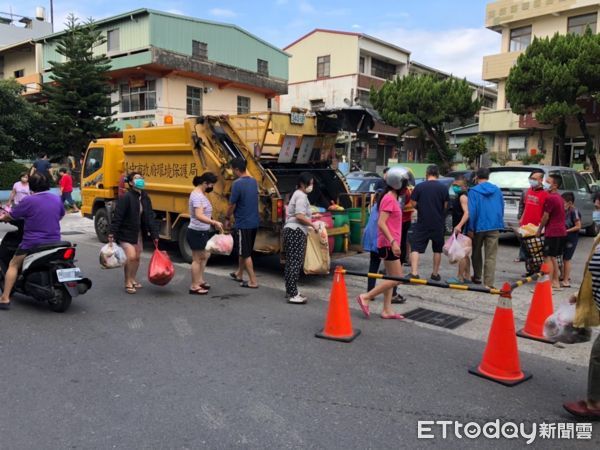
[[0, 210, 92, 312]]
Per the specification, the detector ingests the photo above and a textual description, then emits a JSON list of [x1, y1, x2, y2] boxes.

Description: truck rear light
[[276, 199, 284, 221]]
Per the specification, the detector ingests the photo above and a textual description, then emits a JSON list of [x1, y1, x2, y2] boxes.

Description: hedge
[[0, 161, 29, 190]]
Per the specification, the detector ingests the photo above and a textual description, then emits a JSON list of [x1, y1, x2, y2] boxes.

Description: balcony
[[482, 51, 523, 82], [479, 109, 522, 132], [15, 73, 42, 95], [357, 74, 387, 91], [486, 0, 598, 30]]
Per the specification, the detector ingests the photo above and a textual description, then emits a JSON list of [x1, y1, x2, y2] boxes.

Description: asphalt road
[[0, 224, 599, 449]]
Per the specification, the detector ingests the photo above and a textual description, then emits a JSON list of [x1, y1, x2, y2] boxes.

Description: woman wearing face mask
[[108, 172, 159, 294], [187, 172, 224, 295], [283, 172, 317, 304], [356, 167, 408, 320], [447, 175, 471, 284]]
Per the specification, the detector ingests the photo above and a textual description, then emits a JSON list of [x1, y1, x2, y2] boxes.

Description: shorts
[[235, 228, 257, 258], [186, 228, 212, 251], [409, 225, 445, 254], [544, 236, 566, 258], [61, 192, 75, 205], [563, 234, 579, 261], [378, 247, 400, 261]]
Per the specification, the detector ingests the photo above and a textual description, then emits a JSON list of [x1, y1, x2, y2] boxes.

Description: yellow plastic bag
[[304, 229, 330, 275]]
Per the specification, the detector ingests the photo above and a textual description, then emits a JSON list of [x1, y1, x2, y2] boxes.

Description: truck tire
[[178, 221, 193, 263], [94, 207, 110, 243]]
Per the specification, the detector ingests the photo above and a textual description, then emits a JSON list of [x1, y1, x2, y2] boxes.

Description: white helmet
[[386, 166, 410, 190]]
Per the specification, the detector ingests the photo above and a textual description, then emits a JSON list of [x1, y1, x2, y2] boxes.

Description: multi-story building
[[37, 8, 288, 129], [0, 8, 52, 97], [481, 0, 600, 165], [279, 29, 410, 171]]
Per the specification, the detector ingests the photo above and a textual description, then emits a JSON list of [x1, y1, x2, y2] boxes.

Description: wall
[[286, 32, 359, 84], [279, 75, 358, 112], [1, 46, 36, 78]]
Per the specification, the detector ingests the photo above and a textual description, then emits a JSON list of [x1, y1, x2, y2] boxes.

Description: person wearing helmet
[[356, 166, 408, 320], [409, 165, 449, 281]]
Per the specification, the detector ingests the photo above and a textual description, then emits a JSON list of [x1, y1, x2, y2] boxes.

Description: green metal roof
[[35, 8, 289, 57]]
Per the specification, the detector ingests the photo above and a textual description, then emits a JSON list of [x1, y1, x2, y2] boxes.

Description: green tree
[[506, 31, 600, 174], [0, 79, 42, 161], [370, 74, 480, 173], [459, 135, 488, 169], [43, 14, 117, 160]]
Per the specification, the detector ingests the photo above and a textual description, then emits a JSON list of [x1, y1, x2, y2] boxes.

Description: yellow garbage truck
[[80, 110, 373, 262]]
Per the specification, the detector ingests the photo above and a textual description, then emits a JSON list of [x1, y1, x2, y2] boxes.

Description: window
[[561, 171, 577, 190], [267, 98, 272, 110], [186, 86, 202, 116], [568, 13, 597, 35], [574, 172, 592, 193], [257, 59, 269, 76], [509, 26, 532, 52], [359, 56, 365, 74], [107, 29, 120, 52], [192, 40, 208, 59], [237, 96, 250, 114], [84, 148, 104, 177], [13, 69, 24, 78], [310, 99, 325, 111], [120, 80, 157, 113], [317, 55, 330, 78], [370, 58, 397, 80]]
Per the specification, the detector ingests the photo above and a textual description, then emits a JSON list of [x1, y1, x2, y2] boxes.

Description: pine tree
[[43, 14, 118, 160]]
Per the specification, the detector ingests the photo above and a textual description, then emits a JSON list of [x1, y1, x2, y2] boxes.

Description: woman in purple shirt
[[0, 173, 65, 310]]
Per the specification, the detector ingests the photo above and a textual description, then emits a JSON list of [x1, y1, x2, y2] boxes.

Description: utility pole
[[50, 0, 54, 31]]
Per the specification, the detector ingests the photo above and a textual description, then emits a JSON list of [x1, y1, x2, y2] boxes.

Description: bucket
[[350, 219, 362, 244], [347, 208, 363, 221], [332, 211, 349, 252]]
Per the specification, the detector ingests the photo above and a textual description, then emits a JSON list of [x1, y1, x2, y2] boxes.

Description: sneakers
[[430, 273, 441, 282], [391, 294, 406, 304], [408, 273, 420, 279], [287, 294, 307, 304]]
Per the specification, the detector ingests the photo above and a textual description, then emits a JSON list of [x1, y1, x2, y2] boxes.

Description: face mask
[[452, 186, 462, 195], [205, 186, 214, 193], [529, 179, 540, 188], [542, 181, 552, 191], [133, 178, 145, 190], [305, 185, 314, 194]]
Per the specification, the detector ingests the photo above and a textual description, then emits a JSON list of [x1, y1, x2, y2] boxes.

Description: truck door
[[573, 171, 594, 229]]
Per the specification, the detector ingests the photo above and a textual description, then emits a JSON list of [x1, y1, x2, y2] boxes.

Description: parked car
[[487, 166, 598, 235], [446, 170, 476, 186], [345, 171, 382, 193], [580, 171, 600, 189]]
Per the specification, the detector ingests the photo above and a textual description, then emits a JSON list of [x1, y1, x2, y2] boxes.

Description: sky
[[1, 0, 500, 82]]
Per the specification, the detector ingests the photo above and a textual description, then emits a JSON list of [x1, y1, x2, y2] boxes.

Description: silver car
[[488, 166, 598, 236]]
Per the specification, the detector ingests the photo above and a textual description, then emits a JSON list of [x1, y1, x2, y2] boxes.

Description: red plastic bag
[[148, 242, 175, 286]]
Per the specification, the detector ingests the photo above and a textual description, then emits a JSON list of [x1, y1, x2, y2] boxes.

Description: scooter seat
[[26, 241, 72, 254]]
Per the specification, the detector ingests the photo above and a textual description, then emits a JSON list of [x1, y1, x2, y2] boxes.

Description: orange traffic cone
[[315, 266, 361, 343], [517, 263, 555, 344], [469, 283, 532, 386]]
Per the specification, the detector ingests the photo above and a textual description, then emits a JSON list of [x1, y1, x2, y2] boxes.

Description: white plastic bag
[[206, 233, 233, 255], [544, 302, 591, 344], [443, 233, 471, 264], [99, 242, 127, 269]]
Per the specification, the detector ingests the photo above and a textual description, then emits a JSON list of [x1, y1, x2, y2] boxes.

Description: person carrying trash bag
[[563, 234, 600, 420], [186, 172, 224, 296], [108, 172, 160, 295]]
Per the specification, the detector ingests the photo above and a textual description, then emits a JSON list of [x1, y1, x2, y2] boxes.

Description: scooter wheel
[[48, 288, 72, 313]]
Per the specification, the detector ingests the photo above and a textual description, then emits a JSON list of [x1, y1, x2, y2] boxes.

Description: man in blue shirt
[[226, 158, 260, 288], [31, 152, 52, 180]]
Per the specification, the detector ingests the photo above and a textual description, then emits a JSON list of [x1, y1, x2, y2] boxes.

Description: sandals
[[240, 281, 258, 289], [356, 295, 370, 318], [189, 287, 208, 295], [133, 282, 143, 289], [229, 272, 243, 282], [125, 285, 137, 295], [0, 301, 11, 310], [200, 282, 211, 290]]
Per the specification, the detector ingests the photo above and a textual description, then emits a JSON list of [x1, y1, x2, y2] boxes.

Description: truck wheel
[[48, 288, 72, 313], [178, 221, 193, 264], [94, 208, 110, 243]]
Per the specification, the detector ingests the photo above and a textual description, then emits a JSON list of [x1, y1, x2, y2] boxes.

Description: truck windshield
[[488, 171, 531, 190], [84, 148, 104, 177]]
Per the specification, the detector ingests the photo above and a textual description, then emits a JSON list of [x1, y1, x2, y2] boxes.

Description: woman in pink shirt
[[356, 167, 408, 320]]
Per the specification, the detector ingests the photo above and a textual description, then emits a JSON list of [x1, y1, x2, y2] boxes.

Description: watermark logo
[[417, 420, 593, 444]]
